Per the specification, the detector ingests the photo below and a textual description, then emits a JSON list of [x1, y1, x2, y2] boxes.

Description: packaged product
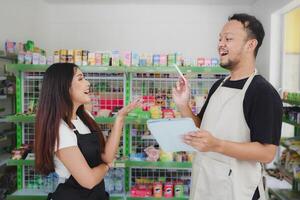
[[122, 51, 132, 67], [24, 52, 32, 64], [95, 51, 102, 66], [112, 50, 120, 67], [167, 53, 176, 66], [174, 182, 184, 197], [17, 52, 25, 64], [74, 50, 82, 66], [53, 51, 60, 63], [164, 182, 174, 198], [153, 54, 160, 66], [67, 50, 74, 63], [159, 54, 167, 66], [102, 52, 110, 67], [131, 52, 139, 66], [39, 55, 46, 65], [59, 49, 67, 63], [153, 182, 163, 198], [88, 52, 96, 65], [211, 58, 219, 66], [197, 57, 205, 66], [145, 53, 153, 66], [82, 50, 88, 66], [204, 58, 212, 66]]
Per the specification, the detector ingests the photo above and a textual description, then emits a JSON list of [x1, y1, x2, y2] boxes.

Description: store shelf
[[0, 51, 17, 61], [274, 163, 294, 185], [0, 153, 10, 167], [5, 64, 228, 75], [282, 117, 300, 128], [4, 114, 35, 123], [6, 189, 124, 200], [6, 189, 48, 200], [4, 114, 149, 124], [125, 160, 192, 169], [283, 99, 300, 106], [0, 94, 7, 100], [280, 137, 300, 156], [268, 188, 300, 200], [0, 129, 15, 137], [7, 159, 34, 166], [126, 66, 227, 74], [7, 158, 126, 168]]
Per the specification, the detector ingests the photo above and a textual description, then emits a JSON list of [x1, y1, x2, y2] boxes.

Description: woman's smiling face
[[69, 68, 91, 108]]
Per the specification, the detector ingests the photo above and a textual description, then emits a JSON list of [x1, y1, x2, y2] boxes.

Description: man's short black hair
[[229, 13, 265, 57]]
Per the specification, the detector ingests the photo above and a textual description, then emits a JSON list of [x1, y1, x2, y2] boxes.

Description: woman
[[35, 63, 141, 200]]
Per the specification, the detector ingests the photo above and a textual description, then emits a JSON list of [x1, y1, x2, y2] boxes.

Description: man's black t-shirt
[[197, 75, 283, 145], [197, 75, 283, 200]]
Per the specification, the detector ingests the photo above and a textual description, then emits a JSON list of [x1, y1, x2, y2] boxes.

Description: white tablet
[[147, 118, 198, 152]]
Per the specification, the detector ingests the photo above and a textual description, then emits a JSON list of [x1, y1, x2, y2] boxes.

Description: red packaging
[[164, 182, 174, 198]]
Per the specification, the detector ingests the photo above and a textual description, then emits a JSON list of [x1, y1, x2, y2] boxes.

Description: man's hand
[[183, 129, 222, 152], [172, 77, 190, 109]]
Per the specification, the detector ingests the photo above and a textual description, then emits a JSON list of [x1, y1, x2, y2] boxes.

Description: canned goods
[[153, 182, 163, 198], [67, 50, 74, 63], [174, 183, 184, 197], [74, 50, 82, 66], [82, 50, 88, 66], [59, 49, 67, 63], [164, 182, 173, 198]]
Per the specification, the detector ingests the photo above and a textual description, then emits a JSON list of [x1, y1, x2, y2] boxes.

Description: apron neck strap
[[220, 68, 257, 91], [241, 68, 257, 92]]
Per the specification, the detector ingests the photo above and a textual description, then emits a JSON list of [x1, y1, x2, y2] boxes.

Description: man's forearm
[[178, 105, 201, 127], [216, 140, 277, 163]]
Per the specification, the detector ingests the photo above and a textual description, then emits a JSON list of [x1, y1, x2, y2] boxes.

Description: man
[[172, 13, 282, 200]]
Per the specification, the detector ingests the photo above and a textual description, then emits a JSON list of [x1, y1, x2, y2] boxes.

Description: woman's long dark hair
[[35, 63, 105, 175]]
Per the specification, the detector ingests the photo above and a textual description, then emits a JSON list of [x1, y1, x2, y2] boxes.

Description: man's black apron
[[47, 127, 108, 200]]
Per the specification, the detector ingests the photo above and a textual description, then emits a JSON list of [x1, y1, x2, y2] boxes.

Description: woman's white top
[[54, 117, 91, 179]]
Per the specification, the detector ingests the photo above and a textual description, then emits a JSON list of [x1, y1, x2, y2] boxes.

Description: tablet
[[147, 118, 197, 152]]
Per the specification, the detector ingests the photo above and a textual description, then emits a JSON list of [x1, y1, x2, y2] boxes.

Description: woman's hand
[[116, 97, 143, 119]]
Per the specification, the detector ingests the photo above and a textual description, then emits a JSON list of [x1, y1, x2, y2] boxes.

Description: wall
[[0, 0, 250, 59], [284, 7, 300, 54], [251, 0, 295, 88]]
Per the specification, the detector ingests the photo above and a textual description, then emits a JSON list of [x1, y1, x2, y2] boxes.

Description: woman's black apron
[[47, 128, 108, 200]]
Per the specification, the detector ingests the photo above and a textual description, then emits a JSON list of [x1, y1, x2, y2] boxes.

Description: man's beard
[[220, 59, 237, 70]]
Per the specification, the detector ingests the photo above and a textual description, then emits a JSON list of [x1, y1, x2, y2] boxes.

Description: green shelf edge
[[283, 99, 300, 106], [7, 195, 47, 200], [7, 159, 191, 169], [268, 188, 300, 200], [7, 159, 34, 166], [7, 159, 126, 168], [4, 115, 149, 124], [125, 160, 192, 169], [5, 64, 228, 74]]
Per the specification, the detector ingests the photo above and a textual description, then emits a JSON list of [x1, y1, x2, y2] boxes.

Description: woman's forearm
[[102, 116, 124, 163]]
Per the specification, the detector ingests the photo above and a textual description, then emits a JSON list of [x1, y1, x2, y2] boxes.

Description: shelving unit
[[0, 52, 18, 200], [5, 63, 227, 199], [269, 99, 300, 199]]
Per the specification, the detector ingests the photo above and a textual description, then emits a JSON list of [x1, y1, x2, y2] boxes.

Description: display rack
[[269, 99, 300, 200], [5, 63, 227, 199]]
